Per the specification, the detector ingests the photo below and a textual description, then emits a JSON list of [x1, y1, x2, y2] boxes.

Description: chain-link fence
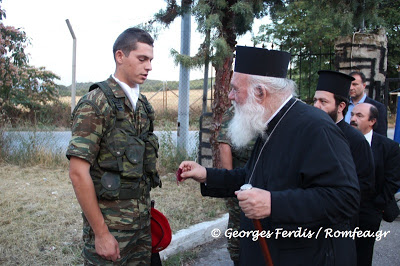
[[140, 78, 214, 158]]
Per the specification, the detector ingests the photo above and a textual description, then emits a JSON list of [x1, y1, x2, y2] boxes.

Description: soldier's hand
[[179, 161, 207, 183], [235, 188, 271, 219], [95, 231, 121, 262]]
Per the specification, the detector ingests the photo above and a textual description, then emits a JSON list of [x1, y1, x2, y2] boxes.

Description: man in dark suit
[[344, 71, 388, 136], [313, 70, 375, 228], [350, 103, 400, 266]]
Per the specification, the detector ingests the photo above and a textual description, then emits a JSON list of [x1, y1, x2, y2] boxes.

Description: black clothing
[[364, 97, 387, 137], [356, 132, 400, 266], [202, 98, 360, 265], [371, 132, 400, 207], [337, 119, 375, 203]]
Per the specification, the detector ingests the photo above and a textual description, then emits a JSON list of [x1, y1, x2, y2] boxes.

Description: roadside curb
[[160, 213, 229, 260]]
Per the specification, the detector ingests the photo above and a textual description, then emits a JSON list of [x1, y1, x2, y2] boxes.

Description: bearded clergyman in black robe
[[179, 46, 360, 265]]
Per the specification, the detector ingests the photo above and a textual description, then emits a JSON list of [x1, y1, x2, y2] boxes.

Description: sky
[[2, 0, 268, 86]]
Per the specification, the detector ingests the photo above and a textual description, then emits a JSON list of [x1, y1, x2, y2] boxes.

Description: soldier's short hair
[[113, 28, 154, 59]]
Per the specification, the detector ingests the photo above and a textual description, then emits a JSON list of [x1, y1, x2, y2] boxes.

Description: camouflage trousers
[[224, 197, 241, 265], [82, 217, 151, 266]]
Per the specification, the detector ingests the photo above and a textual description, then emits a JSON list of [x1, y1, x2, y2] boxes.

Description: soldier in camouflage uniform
[[66, 28, 160, 265], [217, 106, 256, 266]]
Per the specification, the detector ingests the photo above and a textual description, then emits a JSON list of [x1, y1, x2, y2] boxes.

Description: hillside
[[57, 78, 211, 97]]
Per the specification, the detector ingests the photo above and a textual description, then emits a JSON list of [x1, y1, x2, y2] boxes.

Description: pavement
[[164, 217, 400, 265]]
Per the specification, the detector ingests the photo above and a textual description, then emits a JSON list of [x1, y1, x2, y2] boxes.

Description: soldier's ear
[[115, 50, 125, 64]]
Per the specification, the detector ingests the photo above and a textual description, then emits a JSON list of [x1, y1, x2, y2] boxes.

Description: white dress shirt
[[364, 130, 373, 146], [112, 74, 140, 110]]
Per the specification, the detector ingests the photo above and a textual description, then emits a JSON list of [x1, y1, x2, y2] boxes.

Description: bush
[[0, 101, 71, 129]]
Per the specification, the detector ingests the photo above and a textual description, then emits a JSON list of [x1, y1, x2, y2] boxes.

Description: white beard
[[227, 97, 268, 149]]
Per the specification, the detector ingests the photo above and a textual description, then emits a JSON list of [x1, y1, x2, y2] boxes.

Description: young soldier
[[66, 28, 160, 265]]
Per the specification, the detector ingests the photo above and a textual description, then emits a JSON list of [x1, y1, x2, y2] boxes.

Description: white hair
[[247, 75, 297, 97], [227, 74, 297, 149]]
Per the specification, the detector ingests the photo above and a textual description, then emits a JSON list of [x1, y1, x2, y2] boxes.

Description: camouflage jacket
[[66, 76, 158, 230], [217, 106, 256, 168]]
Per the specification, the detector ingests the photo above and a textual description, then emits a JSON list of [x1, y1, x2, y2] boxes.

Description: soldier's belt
[[94, 183, 148, 200], [118, 187, 146, 200], [94, 172, 149, 200]]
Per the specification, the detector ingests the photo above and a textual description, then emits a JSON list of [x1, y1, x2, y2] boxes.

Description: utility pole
[[177, 1, 191, 152], [66, 19, 77, 112]]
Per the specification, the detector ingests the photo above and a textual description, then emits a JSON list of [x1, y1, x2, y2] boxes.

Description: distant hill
[[58, 78, 211, 97], [58, 82, 95, 97]]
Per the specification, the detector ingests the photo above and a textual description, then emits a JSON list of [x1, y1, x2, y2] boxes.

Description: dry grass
[[0, 165, 82, 265], [152, 173, 227, 233], [0, 164, 226, 265]]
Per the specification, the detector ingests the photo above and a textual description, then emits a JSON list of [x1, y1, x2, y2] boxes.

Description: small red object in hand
[[176, 168, 183, 184]]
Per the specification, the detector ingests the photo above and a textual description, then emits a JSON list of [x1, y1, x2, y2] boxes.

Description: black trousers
[[356, 209, 382, 266]]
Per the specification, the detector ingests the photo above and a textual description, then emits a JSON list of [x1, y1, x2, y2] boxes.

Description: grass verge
[[0, 164, 226, 265]]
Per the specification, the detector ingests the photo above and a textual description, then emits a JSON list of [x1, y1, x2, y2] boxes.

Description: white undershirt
[[364, 130, 373, 146], [112, 75, 140, 110]]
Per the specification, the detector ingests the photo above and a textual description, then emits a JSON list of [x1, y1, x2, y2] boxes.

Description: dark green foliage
[[255, 0, 400, 79], [378, 0, 400, 78], [149, 0, 284, 69]]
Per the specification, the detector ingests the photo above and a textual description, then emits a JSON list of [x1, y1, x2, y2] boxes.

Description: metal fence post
[[177, 1, 191, 152]]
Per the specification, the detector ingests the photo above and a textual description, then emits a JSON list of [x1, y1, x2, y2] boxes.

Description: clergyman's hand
[[235, 188, 271, 219], [95, 231, 120, 262], [178, 161, 207, 183]]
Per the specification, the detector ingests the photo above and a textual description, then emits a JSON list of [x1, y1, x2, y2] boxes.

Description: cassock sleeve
[[269, 125, 360, 228], [200, 166, 247, 198]]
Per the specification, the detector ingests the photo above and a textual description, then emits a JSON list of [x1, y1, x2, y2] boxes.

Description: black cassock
[[202, 98, 360, 266], [337, 119, 375, 205]]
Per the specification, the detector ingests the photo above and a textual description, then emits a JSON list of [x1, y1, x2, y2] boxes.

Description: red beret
[[151, 207, 172, 253]]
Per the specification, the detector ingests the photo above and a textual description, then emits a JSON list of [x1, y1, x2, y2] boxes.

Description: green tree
[[253, 1, 342, 101], [0, 0, 29, 104], [149, 0, 283, 166], [0, 0, 60, 125], [255, 0, 400, 78], [378, 0, 400, 78]]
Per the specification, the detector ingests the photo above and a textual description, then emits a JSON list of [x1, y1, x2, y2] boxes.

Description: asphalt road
[[190, 219, 400, 266]]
